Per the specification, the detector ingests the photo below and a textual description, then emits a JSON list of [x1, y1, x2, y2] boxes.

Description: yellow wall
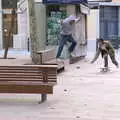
[[87, 10, 98, 40]]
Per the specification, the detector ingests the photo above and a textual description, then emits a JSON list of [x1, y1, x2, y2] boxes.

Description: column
[[35, 2, 46, 50]]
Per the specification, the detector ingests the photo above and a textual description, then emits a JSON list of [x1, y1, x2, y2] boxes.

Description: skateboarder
[[56, 15, 81, 60], [91, 38, 119, 68]]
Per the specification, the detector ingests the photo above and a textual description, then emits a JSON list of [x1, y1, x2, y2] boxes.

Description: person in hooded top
[[56, 15, 81, 60]]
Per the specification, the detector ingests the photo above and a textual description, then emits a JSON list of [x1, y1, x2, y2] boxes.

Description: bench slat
[[0, 79, 56, 84], [0, 73, 42, 76], [0, 84, 53, 94], [0, 76, 57, 79], [0, 81, 56, 85], [0, 77, 57, 81], [0, 71, 56, 75], [0, 66, 57, 71], [0, 65, 57, 68], [0, 70, 56, 74]]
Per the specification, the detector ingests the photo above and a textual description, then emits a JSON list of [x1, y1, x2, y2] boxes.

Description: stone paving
[[0, 51, 119, 120]]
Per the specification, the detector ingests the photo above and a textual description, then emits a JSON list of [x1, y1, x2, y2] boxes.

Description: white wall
[[13, 0, 29, 50], [66, 5, 87, 57]]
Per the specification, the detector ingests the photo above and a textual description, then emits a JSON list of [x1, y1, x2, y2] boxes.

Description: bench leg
[[41, 94, 47, 102]]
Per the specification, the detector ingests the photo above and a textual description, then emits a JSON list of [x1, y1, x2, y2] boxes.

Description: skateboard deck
[[100, 67, 110, 72]]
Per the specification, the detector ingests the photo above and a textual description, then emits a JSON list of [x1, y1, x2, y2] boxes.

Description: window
[[100, 6, 118, 40]]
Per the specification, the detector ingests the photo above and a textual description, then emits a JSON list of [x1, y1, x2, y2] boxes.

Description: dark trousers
[[103, 54, 108, 67], [56, 34, 77, 58], [103, 53, 118, 67], [109, 53, 119, 67]]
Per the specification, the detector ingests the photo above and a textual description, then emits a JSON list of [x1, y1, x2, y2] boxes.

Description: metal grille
[[100, 6, 118, 40]]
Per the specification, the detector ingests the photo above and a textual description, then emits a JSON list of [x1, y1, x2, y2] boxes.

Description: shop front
[[14, 0, 89, 64], [35, 0, 89, 61]]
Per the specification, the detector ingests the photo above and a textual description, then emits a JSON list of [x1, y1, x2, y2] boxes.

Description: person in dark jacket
[[91, 38, 119, 68]]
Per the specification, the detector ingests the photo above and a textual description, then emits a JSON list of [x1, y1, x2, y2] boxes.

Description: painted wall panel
[[13, 0, 28, 49], [88, 10, 98, 40]]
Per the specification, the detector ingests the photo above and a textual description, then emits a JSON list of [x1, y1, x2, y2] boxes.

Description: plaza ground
[[0, 50, 119, 120]]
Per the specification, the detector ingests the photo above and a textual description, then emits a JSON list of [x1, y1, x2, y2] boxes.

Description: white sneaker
[[56, 58, 61, 62]]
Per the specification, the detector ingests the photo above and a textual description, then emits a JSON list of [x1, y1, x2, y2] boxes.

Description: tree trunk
[[28, 0, 39, 64]]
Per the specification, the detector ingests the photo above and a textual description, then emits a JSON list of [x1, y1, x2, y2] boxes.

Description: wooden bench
[[0, 65, 57, 103]]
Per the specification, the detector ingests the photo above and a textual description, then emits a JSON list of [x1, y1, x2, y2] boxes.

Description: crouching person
[[91, 38, 119, 68]]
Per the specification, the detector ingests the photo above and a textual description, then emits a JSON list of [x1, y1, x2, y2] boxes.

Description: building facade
[[88, 0, 120, 52], [0, 0, 89, 60], [34, 1, 89, 58], [13, 0, 89, 58]]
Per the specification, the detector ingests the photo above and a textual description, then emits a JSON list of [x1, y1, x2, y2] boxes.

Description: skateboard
[[100, 67, 110, 72]]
